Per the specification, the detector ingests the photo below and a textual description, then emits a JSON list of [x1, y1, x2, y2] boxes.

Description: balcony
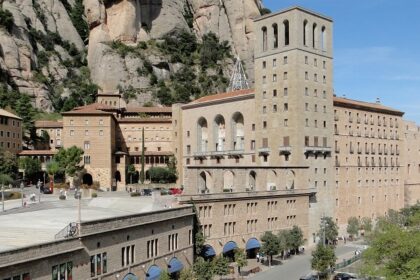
[[258, 147, 270, 155], [227, 149, 245, 157], [278, 146, 292, 155], [304, 146, 332, 155]]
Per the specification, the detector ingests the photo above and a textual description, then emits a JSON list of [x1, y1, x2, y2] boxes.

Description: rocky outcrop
[[0, 0, 262, 110]]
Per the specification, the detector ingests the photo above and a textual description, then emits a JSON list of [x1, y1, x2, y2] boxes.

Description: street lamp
[[20, 182, 24, 207]]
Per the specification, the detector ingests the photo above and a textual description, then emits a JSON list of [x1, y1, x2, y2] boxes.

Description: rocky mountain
[[0, 0, 263, 112]]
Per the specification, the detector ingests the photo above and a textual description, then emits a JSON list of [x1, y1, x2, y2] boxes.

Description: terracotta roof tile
[[34, 120, 63, 128], [333, 97, 404, 116], [191, 89, 254, 104]]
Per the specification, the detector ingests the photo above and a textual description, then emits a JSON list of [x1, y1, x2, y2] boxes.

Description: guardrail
[[335, 253, 362, 269]]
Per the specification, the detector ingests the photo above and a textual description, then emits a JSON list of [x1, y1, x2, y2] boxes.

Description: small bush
[[0, 8, 14, 33], [91, 192, 98, 198], [130, 192, 141, 197]]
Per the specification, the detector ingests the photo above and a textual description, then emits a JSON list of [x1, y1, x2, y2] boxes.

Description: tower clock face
[[286, 170, 295, 189]]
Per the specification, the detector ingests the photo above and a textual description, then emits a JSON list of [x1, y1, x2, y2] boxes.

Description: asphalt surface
[[250, 244, 362, 280]]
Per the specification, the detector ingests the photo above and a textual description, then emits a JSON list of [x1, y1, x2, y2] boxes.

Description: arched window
[[312, 23, 318, 49], [272, 24, 278, 48], [223, 171, 235, 190], [321, 26, 326, 51], [249, 171, 256, 190], [283, 20, 289, 45], [262, 27, 267, 51], [231, 112, 244, 150], [197, 117, 208, 152], [214, 115, 226, 151], [303, 20, 308, 46]]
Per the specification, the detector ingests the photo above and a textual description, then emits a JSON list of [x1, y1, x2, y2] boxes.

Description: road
[[250, 244, 361, 280]]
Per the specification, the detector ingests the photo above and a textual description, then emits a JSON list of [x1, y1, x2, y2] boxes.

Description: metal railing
[[55, 222, 79, 239]]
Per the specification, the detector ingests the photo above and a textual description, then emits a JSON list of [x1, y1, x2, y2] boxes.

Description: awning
[[146, 265, 161, 280], [168, 258, 184, 274], [202, 245, 216, 257], [122, 273, 138, 280], [223, 241, 238, 253], [246, 238, 261, 250]]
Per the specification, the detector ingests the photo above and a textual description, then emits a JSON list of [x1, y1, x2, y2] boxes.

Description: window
[[314, 58, 318, 67], [284, 103, 288, 112], [84, 156, 91, 164], [323, 75, 326, 84], [283, 20, 289, 45], [284, 88, 288, 96], [273, 89, 277, 97], [187, 131, 190, 137], [168, 233, 179, 252], [314, 73, 318, 82], [262, 27, 267, 51], [90, 253, 107, 277], [284, 119, 288, 127], [262, 76, 267, 84], [273, 74, 277, 82], [305, 72, 308, 80], [305, 56, 308, 64], [273, 59, 277, 67], [252, 124, 255, 131], [122, 245, 135, 266], [186, 145, 191, 154], [305, 103, 309, 111], [263, 91, 267, 99], [305, 118, 309, 127], [99, 130, 104, 136], [84, 141, 90, 150], [251, 140, 256, 150], [263, 121, 267, 129], [85, 119, 89, 125], [305, 87, 309, 96], [273, 23, 278, 48], [323, 91, 326, 99], [273, 104, 278, 112], [70, 120, 74, 125], [283, 72, 288, 80], [262, 106, 267, 114], [99, 119, 103, 125], [262, 61, 266, 69], [70, 130, 74, 136], [85, 130, 89, 136], [52, 262, 72, 280], [283, 56, 288, 64]]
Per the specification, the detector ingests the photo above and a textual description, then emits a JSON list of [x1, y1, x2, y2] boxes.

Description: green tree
[[261, 231, 280, 266], [18, 157, 41, 180], [0, 174, 13, 187], [211, 255, 229, 277], [288, 225, 305, 254], [46, 160, 61, 183], [156, 80, 173, 105], [361, 217, 373, 234], [0, 8, 14, 32], [200, 32, 232, 69], [159, 271, 171, 280], [277, 229, 291, 259], [126, 164, 136, 184], [54, 146, 84, 177], [347, 217, 360, 238], [234, 248, 248, 274], [192, 257, 214, 280], [319, 216, 339, 245], [311, 243, 336, 279], [0, 149, 18, 179], [179, 268, 196, 280], [361, 219, 420, 280], [148, 167, 177, 183], [194, 229, 205, 256]]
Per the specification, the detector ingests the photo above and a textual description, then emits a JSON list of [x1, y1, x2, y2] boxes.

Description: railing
[[278, 146, 292, 155], [304, 146, 332, 154], [258, 147, 270, 155], [335, 254, 362, 270], [55, 222, 79, 239]]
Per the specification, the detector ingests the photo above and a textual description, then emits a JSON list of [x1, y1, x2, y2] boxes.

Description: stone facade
[[0, 206, 195, 280], [0, 109, 22, 154], [34, 120, 63, 151], [403, 120, 420, 206]]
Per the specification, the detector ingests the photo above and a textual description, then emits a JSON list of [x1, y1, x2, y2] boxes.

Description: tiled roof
[[34, 120, 63, 128], [18, 150, 57, 156], [125, 106, 172, 113], [0, 109, 22, 120], [190, 89, 254, 104], [62, 103, 116, 115], [333, 97, 404, 116]]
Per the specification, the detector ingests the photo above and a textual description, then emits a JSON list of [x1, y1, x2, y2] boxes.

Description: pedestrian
[[256, 252, 260, 262]]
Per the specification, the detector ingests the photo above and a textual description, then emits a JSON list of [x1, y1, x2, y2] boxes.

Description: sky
[[263, 0, 420, 123]]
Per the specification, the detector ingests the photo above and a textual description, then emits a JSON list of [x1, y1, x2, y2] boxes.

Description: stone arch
[[321, 26, 327, 51], [262, 26, 268, 51], [272, 23, 278, 48], [249, 170, 256, 190], [303, 20, 309, 46], [267, 170, 277, 190], [82, 173, 93, 186], [197, 117, 208, 152], [231, 112, 244, 150], [198, 171, 213, 193], [283, 20, 290, 45], [285, 170, 295, 189], [223, 170, 235, 190], [213, 114, 226, 151], [312, 23, 318, 49]]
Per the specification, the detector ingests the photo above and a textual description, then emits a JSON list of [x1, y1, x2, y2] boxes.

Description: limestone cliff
[[0, 0, 263, 111]]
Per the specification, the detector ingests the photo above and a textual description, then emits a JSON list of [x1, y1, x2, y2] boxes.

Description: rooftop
[[62, 103, 117, 115], [333, 96, 404, 116], [18, 150, 57, 156], [34, 120, 63, 128], [0, 109, 22, 120], [254, 6, 333, 22], [125, 106, 172, 114], [187, 89, 254, 106], [0, 194, 181, 253]]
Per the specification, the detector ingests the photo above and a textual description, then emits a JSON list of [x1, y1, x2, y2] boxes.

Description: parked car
[[142, 189, 152, 196], [333, 272, 358, 280], [169, 188, 182, 195], [299, 274, 318, 280]]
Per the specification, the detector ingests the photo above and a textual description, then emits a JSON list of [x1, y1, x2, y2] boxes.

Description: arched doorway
[[249, 171, 256, 190], [82, 173, 93, 186], [115, 171, 121, 182], [146, 265, 161, 280], [223, 241, 238, 261], [167, 257, 183, 278], [223, 170, 234, 190], [246, 238, 261, 258]]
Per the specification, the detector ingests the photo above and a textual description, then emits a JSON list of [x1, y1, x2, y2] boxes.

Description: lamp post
[[20, 182, 24, 207]]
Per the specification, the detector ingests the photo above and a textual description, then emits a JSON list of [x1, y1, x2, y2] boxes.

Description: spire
[[227, 57, 250, 92]]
